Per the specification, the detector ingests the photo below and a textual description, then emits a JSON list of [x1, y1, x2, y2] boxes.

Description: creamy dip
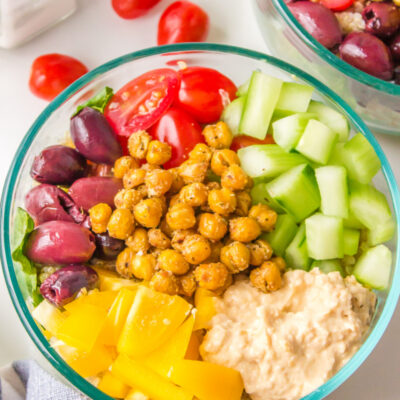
[[201, 269, 376, 400]]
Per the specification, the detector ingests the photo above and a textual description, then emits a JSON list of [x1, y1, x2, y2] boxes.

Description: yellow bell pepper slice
[[98, 371, 130, 399], [32, 300, 66, 337], [93, 267, 139, 291], [193, 288, 217, 330], [64, 290, 118, 314], [184, 331, 202, 361], [125, 389, 149, 400]]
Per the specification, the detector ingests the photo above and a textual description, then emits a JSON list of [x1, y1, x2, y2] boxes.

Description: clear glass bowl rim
[[268, 0, 400, 95], [1, 43, 399, 400]]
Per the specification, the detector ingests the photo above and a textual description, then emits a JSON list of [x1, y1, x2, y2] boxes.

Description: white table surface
[[0, 0, 399, 399]]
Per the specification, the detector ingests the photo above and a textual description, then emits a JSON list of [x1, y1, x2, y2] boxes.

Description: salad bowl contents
[[1, 47, 398, 400]]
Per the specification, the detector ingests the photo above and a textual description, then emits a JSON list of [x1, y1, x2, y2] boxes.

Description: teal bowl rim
[[267, 0, 400, 96], [1, 43, 399, 400]]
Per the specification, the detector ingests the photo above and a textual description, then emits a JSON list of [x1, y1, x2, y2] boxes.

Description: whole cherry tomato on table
[[175, 66, 237, 124], [158, 1, 210, 45], [29, 54, 88, 101], [111, 0, 161, 19], [230, 135, 275, 152]]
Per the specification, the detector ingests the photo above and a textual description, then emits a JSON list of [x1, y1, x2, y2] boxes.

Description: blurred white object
[[0, 0, 77, 48]]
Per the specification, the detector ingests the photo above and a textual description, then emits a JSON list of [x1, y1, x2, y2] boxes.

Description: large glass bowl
[[253, 0, 400, 136], [1, 43, 399, 400]]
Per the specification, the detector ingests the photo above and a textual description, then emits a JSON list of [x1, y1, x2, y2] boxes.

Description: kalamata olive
[[68, 177, 123, 211], [339, 32, 394, 80], [89, 163, 114, 177], [288, 1, 342, 49], [70, 107, 122, 165], [94, 233, 125, 260], [362, 3, 400, 38], [25, 184, 87, 226], [389, 32, 400, 61], [30, 145, 87, 185], [40, 264, 98, 306], [394, 65, 400, 84], [26, 221, 96, 265]]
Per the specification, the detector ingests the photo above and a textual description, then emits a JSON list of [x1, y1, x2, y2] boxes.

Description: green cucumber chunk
[[275, 82, 314, 113], [305, 213, 344, 260], [353, 245, 392, 290], [285, 223, 310, 270], [344, 210, 365, 229], [236, 79, 250, 97], [315, 165, 348, 218], [307, 100, 350, 142], [221, 97, 245, 136], [328, 143, 346, 166], [265, 164, 321, 222], [343, 228, 360, 256], [270, 109, 295, 125], [250, 183, 286, 213], [263, 214, 297, 256], [311, 259, 345, 277], [239, 71, 283, 139], [368, 218, 396, 246]]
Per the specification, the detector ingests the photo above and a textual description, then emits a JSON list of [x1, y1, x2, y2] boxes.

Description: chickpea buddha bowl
[[1, 44, 399, 400]]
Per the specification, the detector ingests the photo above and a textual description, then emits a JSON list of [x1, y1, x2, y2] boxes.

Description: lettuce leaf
[[74, 86, 114, 116]]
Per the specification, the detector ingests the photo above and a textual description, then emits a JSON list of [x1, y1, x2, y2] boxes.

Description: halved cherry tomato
[[104, 68, 180, 146], [175, 67, 237, 124], [321, 0, 354, 11], [29, 54, 88, 101], [111, 0, 161, 19], [158, 1, 210, 45], [230, 135, 275, 152], [149, 107, 204, 169]]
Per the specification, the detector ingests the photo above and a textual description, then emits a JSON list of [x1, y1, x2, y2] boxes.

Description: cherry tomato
[[149, 107, 204, 169], [321, 0, 354, 11], [111, 0, 161, 19], [175, 67, 237, 124], [158, 1, 210, 45], [230, 135, 275, 152], [104, 68, 180, 145], [29, 54, 88, 101]]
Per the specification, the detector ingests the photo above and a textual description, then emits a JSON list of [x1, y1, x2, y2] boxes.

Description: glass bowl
[[253, 0, 400, 136], [1, 43, 399, 400]]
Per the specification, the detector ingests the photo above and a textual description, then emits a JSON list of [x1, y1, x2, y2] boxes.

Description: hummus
[[201, 269, 376, 400]]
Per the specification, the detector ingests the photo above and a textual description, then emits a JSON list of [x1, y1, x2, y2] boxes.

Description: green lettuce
[[74, 86, 114, 115]]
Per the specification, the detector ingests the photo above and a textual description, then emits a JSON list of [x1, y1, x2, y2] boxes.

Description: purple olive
[[394, 65, 400, 84], [389, 32, 400, 61], [25, 184, 87, 226], [68, 177, 123, 211], [94, 233, 125, 260], [30, 145, 87, 185], [362, 3, 400, 38], [339, 32, 394, 80], [40, 265, 98, 306], [70, 107, 122, 165], [26, 221, 96, 265], [288, 1, 342, 49]]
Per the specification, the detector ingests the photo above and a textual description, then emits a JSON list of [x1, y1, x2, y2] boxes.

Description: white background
[[0, 0, 399, 399]]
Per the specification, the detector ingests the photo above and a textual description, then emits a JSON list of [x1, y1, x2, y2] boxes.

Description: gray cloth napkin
[[0, 360, 88, 400]]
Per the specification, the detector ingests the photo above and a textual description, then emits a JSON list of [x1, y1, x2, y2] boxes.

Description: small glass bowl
[[253, 0, 400, 136], [1, 43, 399, 400]]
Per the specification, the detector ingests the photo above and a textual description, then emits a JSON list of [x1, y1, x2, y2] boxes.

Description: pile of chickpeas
[[88, 121, 285, 297]]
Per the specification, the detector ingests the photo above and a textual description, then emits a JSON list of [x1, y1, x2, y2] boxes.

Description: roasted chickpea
[[221, 164, 249, 191], [134, 198, 163, 228], [178, 272, 197, 297], [168, 193, 183, 207], [114, 189, 143, 210], [136, 184, 148, 198], [123, 168, 146, 189], [166, 203, 196, 230], [116, 247, 134, 278], [127, 130, 151, 159], [202, 121, 233, 149], [206, 241, 224, 262], [189, 143, 212, 163], [194, 262, 230, 290], [171, 229, 196, 251], [272, 256, 286, 272], [89, 203, 112, 234], [235, 191, 252, 216], [181, 234, 211, 264], [131, 254, 156, 281], [141, 163, 159, 172], [157, 249, 190, 275], [208, 187, 237, 216], [229, 217, 261, 242], [125, 228, 150, 253], [108, 209, 135, 240], [180, 183, 208, 207], [169, 168, 185, 194], [150, 270, 179, 295], [179, 160, 208, 184], [206, 181, 221, 191], [249, 204, 278, 232], [154, 196, 167, 215], [146, 140, 172, 165], [250, 261, 282, 292], [247, 239, 273, 266], [198, 213, 228, 241], [159, 217, 174, 238], [210, 149, 240, 176], [214, 272, 233, 296], [220, 241, 250, 273], [148, 228, 171, 249], [145, 169, 173, 197], [114, 156, 139, 179]]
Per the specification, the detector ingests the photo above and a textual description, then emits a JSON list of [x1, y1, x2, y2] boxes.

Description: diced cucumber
[[238, 144, 308, 179], [263, 214, 297, 256], [272, 113, 316, 152], [344, 210, 365, 229], [353, 245, 392, 290], [305, 213, 344, 260], [315, 166, 348, 218], [250, 183, 286, 213], [307, 100, 350, 142], [275, 82, 314, 113], [343, 228, 360, 256], [221, 97, 245, 136], [239, 71, 283, 139], [341, 133, 381, 184], [327, 143, 345, 166], [236, 79, 250, 97], [265, 164, 320, 222], [285, 223, 310, 270], [368, 218, 396, 246], [311, 259, 345, 277], [295, 119, 337, 164]]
